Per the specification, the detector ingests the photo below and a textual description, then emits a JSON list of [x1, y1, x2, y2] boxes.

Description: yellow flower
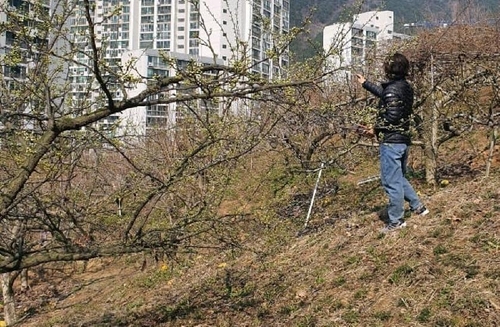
[[440, 179, 449, 187]]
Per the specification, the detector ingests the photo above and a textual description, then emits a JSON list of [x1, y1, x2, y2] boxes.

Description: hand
[[356, 124, 375, 137], [355, 74, 366, 84]]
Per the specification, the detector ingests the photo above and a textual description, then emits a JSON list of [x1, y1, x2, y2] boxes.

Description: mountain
[[289, 0, 499, 60]]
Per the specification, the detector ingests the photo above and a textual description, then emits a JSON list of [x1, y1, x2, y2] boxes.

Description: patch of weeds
[[263, 281, 287, 303], [157, 299, 196, 321], [313, 268, 327, 285], [484, 236, 500, 251], [296, 314, 318, 327], [256, 307, 270, 319], [278, 304, 299, 315], [368, 247, 388, 266], [229, 281, 256, 299], [436, 286, 453, 307], [373, 310, 392, 321], [41, 317, 65, 327], [345, 255, 360, 265], [389, 264, 414, 285], [366, 246, 376, 255], [136, 267, 173, 289], [430, 227, 444, 238], [483, 211, 493, 219], [406, 169, 425, 180], [331, 300, 345, 311], [485, 189, 499, 200], [439, 253, 478, 277], [333, 276, 346, 287], [430, 226, 455, 239], [433, 244, 448, 255], [433, 315, 459, 327], [484, 269, 500, 280], [464, 265, 480, 279], [470, 234, 482, 244], [126, 299, 145, 311], [451, 295, 488, 313], [353, 288, 368, 300], [417, 307, 432, 323], [359, 271, 375, 281], [342, 310, 359, 323], [429, 264, 443, 277]]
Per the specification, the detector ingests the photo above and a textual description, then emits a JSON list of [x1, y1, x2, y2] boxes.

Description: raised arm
[[361, 80, 383, 97]]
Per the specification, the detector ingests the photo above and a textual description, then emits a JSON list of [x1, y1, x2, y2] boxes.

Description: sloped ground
[[8, 130, 500, 326], [13, 164, 500, 327]]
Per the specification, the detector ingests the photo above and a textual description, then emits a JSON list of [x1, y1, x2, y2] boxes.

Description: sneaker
[[414, 205, 429, 216], [380, 221, 407, 233]]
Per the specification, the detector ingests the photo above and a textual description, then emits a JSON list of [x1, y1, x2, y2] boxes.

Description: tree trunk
[[20, 269, 29, 292], [1, 273, 17, 326]]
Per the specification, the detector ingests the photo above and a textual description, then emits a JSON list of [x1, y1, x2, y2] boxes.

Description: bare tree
[[0, 0, 334, 324], [407, 21, 500, 183]]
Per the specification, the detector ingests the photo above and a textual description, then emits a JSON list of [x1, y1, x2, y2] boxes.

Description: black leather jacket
[[362, 78, 414, 145]]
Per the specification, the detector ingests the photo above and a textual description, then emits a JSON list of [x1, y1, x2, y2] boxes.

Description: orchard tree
[[408, 23, 500, 183], [0, 0, 336, 325]]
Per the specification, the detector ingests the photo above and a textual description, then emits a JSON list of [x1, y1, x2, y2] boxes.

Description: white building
[[322, 11, 397, 79], [0, 0, 56, 131], [68, 0, 290, 136], [119, 49, 224, 136]]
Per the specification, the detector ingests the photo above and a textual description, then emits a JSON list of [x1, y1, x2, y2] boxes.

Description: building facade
[[0, 0, 53, 131], [322, 10, 399, 79], [68, 0, 290, 136]]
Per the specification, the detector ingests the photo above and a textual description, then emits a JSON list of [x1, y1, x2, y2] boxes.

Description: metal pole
[[304, 162, 324, 229]]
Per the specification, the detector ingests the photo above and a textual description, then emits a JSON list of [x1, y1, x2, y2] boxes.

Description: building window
[[366, 31, 377, 39]]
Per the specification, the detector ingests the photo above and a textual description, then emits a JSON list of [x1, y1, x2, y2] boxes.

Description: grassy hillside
[[14, 131, 500, 327]]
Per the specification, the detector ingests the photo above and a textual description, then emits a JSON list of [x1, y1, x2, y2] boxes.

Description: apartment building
[[322, 10, 400, 79], [0, 0, 53, 131], [68, 0, 290, 136]]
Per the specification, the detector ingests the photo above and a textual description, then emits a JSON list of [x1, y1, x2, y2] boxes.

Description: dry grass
[[10, 134, 500, 327]]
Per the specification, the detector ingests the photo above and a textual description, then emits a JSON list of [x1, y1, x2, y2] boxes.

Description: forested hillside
[[290, 0, 499, 60]]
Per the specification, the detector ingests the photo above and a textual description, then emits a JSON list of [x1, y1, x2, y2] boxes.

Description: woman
[[356, 52, 429, 233]]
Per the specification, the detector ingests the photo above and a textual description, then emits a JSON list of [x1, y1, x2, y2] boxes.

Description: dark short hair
[[384, 52, 409, 80]]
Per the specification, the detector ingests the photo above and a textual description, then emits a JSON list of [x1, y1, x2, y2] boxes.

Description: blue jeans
[[379, 143, 423, 224]]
